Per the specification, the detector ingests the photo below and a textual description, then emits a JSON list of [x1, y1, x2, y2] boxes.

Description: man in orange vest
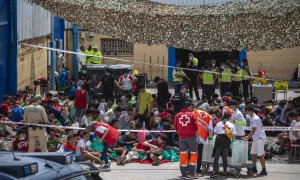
[[193, 109, 213, 174]]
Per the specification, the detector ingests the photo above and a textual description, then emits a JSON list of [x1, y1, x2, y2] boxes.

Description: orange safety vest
[[94, 122, 119, 147], [193, 110, 211, 141]]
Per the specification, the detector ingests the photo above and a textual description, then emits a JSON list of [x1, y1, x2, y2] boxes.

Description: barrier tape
[[1, 120, 300, 132], [21, 43, 283, 82]]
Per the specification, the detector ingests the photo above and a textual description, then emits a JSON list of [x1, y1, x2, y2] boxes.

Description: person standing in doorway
[[242, 59, 252, 99], [219, 61, 232, 97], [202, 61, 216, 99], [172, 61, 190, 94], [185, 60, 200, 101], [231, 60, 243, 97]]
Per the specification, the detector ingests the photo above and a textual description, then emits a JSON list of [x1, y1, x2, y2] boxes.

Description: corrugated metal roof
[[17, 0, 51, 41]]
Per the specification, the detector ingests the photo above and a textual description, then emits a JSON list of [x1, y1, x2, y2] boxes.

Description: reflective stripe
[[188, 163, 197, 166], [180, 164, 188, 167], [197, 120, 208, 128], [173, 69, 183, 82], [180, 151, 188, 154], [190, 151, 197, 154]]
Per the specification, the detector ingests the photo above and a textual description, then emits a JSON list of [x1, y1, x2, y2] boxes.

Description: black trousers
[[196, 144, 204, 173], [231, 81, 241, 97], [188, 81, 200, 100], [220, 82, 231, 97], [213, 147, 230, 172], [242, 80, 252, 99], [202, 84, 215, 99]]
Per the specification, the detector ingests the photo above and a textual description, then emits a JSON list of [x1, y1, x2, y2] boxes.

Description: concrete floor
[[101, 162, 300, 180]]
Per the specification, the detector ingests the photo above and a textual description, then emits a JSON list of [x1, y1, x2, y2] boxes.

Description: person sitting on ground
[[105, 106, 123, 123], [76, 131, 101, 163], [47, 129, 61, 152], [119, 108, 134, 129], [142, 134, 167, 166], [58, 135, 76, 154], [291, 111, 300, 144]]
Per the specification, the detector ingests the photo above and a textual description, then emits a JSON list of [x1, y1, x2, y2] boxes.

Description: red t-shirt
[[174, 109, 197, 138], [136, 142, 150, 151], [1, 103, 11, 117]]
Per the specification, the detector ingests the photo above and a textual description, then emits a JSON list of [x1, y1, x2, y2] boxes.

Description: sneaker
[[101, 164, 111, 172], [258, 170, 268, 176], [210, 172, 218, 178]]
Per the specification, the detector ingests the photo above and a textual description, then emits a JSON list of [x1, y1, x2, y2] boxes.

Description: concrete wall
[[248, 48, 300, 81], [77, 31, 169, 81], [17, 37, 49, 89]]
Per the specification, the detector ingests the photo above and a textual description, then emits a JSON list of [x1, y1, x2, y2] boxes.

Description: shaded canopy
[[32, 0, 300, 51]]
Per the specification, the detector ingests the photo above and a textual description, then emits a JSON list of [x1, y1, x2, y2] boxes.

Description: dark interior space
[[175, 48, 240, 68]]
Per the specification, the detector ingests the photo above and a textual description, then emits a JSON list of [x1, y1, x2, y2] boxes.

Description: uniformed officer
[[201, 61, 216, 99], [172, 61, 190, 94], [24, 96, 49, 152], [219, 61, 232, 97], [231, 60, 243, 97], [189, 53, 198, 67], [92, 46, 102, 64], [96, 68, 119, 102], [242, 59, 252, 98], [85, 45, 94, 64]]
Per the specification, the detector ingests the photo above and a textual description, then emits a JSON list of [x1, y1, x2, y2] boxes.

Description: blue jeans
[[101, 142, 109, 164]]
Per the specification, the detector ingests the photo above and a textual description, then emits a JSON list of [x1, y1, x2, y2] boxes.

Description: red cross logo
[[179, 115, 190, 126]]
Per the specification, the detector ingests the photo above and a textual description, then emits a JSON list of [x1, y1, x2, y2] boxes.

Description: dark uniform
[[100, 73, 116, 102]]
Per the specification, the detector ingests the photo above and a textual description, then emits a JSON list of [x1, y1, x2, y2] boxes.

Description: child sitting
[[143, 134, 167, 166]]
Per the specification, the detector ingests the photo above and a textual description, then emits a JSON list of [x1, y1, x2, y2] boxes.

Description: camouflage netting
[[32, 0, 300, 51]]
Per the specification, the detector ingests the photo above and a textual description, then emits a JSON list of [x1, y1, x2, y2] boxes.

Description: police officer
[[172, 61, 190, 94], [242, 59, 252, 98], [171, 85, 190, 115], [189, 53, 198, 67], [231, 60, 243, 97], [202, 61, 216, 99], [92, 46, 102, 64], [24, 96, 49, 152], [96, 68, 119, 102], [85, 45, 94, 64], [219, 61, 232, 97], [185, 60, 200, 100], [77, 65, 90, 81]]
